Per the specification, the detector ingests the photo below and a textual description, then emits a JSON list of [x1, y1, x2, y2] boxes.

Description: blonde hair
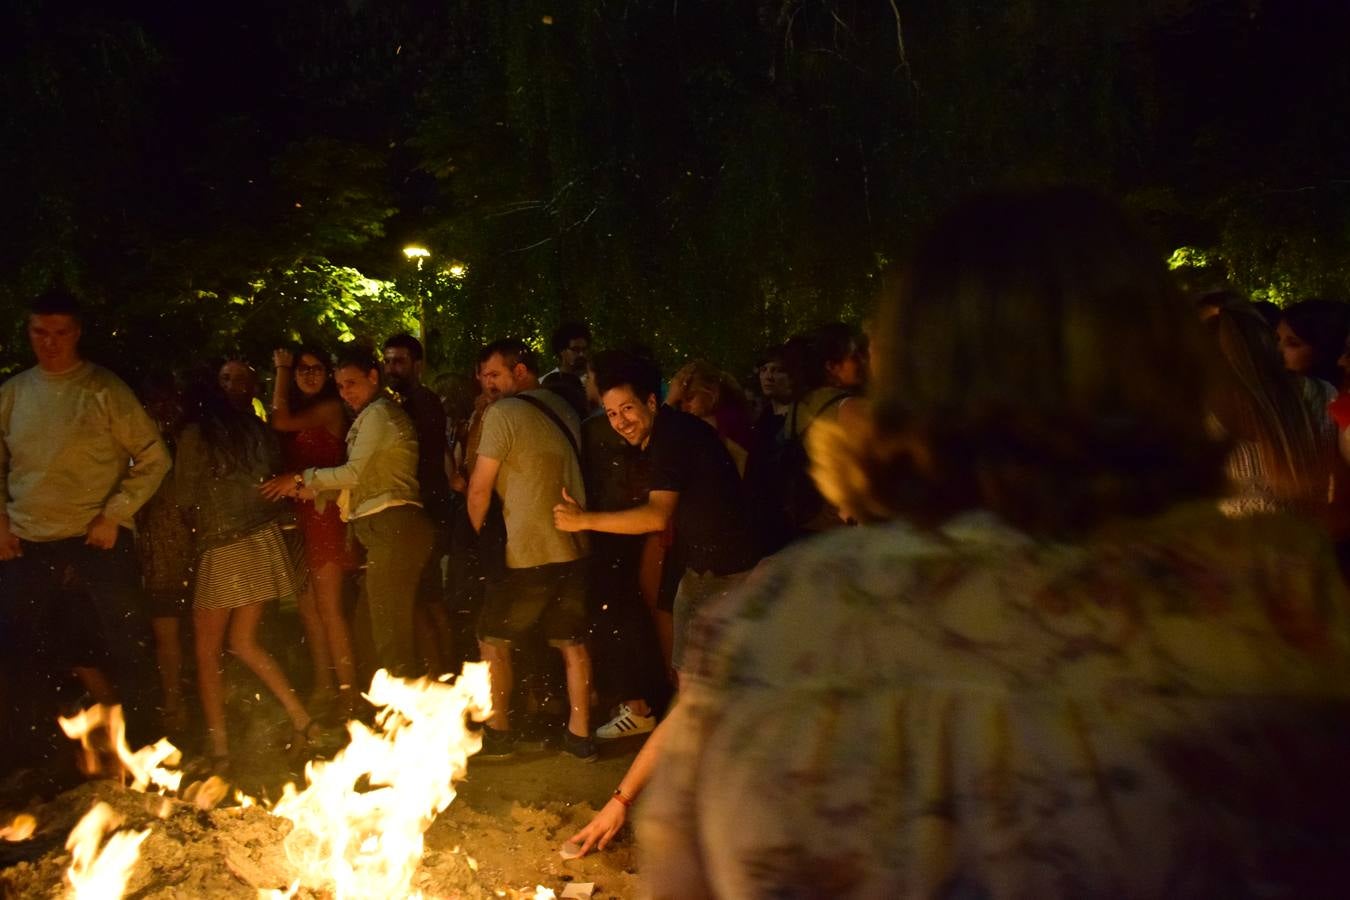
[[672, 359, 749, 416], [813, 187, 1227, 534]]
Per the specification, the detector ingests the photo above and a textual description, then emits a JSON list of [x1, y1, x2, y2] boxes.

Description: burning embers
[[38, 662, 495, 900], [64, 803, 148, 900], [268, 664, 492, 898]]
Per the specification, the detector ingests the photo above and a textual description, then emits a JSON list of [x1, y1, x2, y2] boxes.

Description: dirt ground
[[0, 734, 646, 899]]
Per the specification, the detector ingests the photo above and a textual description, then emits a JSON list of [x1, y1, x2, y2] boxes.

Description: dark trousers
[[353, 504, 435, 679], [0, 531, 156, 745], [589, 533, 671, 714]]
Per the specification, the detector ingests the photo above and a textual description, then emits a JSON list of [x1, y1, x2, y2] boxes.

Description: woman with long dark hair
[[1277, 298, 1350, 389], [177, 363, 319, 771], [269, 346, 359, 720], [1206, 293, 1337, 519]]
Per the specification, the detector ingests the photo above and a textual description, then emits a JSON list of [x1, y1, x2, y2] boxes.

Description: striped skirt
[[194, 522, 299, 611]]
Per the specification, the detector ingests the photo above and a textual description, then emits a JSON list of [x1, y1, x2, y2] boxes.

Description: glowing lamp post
[[403, 245, 431, 343]]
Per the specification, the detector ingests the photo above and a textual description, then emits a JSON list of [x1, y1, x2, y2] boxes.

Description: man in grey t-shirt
[[466, 338, 595, 761]]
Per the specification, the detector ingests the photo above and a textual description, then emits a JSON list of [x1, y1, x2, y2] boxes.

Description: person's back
[[645, 504, 1350, 898], [176, 418, 283, 548], [480, 387, 588, 568]]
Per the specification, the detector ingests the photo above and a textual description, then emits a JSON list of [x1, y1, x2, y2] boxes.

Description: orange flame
[[269, 662, 492, 899], [64, 802, 148, 900], [57, 705, 182, 794], [0, 813, 35, 842]]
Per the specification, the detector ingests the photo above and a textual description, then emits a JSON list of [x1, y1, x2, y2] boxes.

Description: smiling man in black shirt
[[554, 351, 760, 671]]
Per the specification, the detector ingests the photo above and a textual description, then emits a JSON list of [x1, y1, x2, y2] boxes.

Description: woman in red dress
[[270, 346, 360, 720]]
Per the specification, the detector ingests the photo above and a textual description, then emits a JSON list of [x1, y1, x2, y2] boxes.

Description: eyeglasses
[[296, 364, 327, 376]]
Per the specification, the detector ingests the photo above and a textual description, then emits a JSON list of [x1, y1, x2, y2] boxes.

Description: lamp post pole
[[403, 245, 430, 344]]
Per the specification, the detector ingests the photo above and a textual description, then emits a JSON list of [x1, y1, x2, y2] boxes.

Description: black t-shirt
[[647, 406, 760, 576], [401, 384, 452, 523]]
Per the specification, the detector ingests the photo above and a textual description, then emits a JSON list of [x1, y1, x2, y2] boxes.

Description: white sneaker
[[595, 704, 657, 740]]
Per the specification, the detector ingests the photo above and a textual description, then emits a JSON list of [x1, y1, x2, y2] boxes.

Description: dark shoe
[[476, 726, 517, 760], [560, 729, 598, 762]]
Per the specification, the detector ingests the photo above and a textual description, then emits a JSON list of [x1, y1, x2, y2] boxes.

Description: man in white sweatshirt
[[0, 290, 170, 743]]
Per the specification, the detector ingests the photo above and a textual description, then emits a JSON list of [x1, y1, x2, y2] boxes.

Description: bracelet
[[275, 364, 292, 370], [612, 788, 634, 808]]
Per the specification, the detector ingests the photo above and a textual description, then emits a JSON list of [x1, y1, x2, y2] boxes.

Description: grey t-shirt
[[477, 388, 589, 569]]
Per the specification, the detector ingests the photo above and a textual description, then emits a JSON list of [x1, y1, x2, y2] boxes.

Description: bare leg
[[311, 562, 359, 716], [559, 643, 593, 738], [226, 602, 310, 731], [150, 616, 185, 728], [479, 639, 513, 731], [194, 607, 232, 758], [296, 579, 335, 700]]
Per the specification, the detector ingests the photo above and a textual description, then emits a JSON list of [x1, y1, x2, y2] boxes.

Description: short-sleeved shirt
[[477, 388, 589, 569], [648, 406, 759, 576]]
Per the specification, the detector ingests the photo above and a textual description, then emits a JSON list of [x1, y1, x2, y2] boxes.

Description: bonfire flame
[[0, 813, 36, 842], [269, 662, 493, 900], [64, 802, 149, 900], [57, 705, 182, 794]]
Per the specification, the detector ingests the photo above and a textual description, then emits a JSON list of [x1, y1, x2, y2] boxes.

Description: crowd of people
[[4, 185, 1350, 896], [0, 287, 869, 777]]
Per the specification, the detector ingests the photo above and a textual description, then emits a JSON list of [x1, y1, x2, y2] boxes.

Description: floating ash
[[64, 801, 148, 900], [267, 662, 493, 899]]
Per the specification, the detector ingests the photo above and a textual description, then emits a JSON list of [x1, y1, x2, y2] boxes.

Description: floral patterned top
[[638, 502, 1350, 899]]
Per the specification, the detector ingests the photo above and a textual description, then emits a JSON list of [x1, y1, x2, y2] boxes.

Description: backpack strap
[[815, 390, 851, 418], [514, 393, 582, 464], [787, 390, 851, 441]]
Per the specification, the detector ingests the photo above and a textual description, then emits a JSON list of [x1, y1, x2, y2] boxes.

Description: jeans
[[0, 531, 156, 744], [353, 504, 435, 678]]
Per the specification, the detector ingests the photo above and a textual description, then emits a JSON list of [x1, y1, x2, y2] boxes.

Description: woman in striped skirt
[[176, 363, 319, 771]]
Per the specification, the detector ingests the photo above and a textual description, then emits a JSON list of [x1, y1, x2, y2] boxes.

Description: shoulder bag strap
[[514, 393, 582, 464]]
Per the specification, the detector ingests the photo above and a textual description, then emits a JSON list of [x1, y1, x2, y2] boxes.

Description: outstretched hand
[[552, 487, 587, 532], [566, 797, 628, 857], [272, 348, 294, 370], [259, 473, 299, 501]]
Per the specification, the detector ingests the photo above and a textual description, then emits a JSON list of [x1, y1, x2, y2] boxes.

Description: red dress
[[285, 426, 358, 571]]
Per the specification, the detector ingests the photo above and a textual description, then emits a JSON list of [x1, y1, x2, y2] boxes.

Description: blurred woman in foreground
[[639, 188, 1350, 898]]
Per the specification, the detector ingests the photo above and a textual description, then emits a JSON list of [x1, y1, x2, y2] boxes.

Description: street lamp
[[402, 245, 430, 342]]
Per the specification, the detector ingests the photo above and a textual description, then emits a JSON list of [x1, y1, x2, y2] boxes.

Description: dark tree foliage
[[4, 0, 1350, 380]]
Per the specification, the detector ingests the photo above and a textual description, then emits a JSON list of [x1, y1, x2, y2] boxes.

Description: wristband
[[612, 788, 634, 808]]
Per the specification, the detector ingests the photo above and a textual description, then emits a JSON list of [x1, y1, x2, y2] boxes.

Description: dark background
[[5, 0, 1349, 378]]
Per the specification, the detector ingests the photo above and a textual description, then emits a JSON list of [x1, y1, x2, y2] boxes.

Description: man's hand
[[85, 514, 121, 550], [273, 348, 295, 370], [260, 473, 300, 501], [0, 519, 21, 561], [552, 487, 589, 532]]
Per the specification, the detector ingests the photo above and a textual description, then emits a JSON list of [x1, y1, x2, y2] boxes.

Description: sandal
[[286, 720, 345, 762], [182, 752, 231, 784]]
